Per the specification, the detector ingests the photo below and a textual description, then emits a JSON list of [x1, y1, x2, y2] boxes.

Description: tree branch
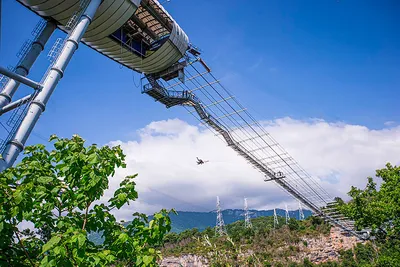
[[14, 229, 35, 267], [82, 201, 92, 230]]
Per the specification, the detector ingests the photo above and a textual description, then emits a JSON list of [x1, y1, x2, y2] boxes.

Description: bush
[[354, 243, 375, 265], [339, 249, 357, 267], [289, 218, 300, 231]]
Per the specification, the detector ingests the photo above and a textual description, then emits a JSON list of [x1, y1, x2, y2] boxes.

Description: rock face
[[160, 254, 208, 267], [290, 227, 363, 264]]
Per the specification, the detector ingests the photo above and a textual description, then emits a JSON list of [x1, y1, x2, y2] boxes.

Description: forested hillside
[[161, 216, 372, 266]]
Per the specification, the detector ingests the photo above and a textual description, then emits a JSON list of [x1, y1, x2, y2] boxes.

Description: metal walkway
[[142, 59, 366, 240]]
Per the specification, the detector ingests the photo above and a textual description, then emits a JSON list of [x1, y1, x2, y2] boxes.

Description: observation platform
[[17, 0, 189, 74]]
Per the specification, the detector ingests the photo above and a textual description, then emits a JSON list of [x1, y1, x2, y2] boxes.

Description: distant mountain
[[166, 209, 312, 233], [88, 209, 312, 244]]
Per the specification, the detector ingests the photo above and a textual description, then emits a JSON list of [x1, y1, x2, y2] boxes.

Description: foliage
[[337, 163, 400, 240], [0, 135, 173, 266], [288, 218, 300, 231], [337, 163, 400, 266]]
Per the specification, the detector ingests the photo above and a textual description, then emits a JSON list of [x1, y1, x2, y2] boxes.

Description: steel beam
[[0, 0, 102, 171], [0, 67, 42, 90], [0, 94, 33, 115], [0, 21, 55, 109]]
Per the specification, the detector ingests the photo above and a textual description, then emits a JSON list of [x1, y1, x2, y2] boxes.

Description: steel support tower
[[273, 208, 279, 229], [243, 198, 253, 229], [0, 21, 55, 109], [285, 204, 290, 224], [215, 196, 227, 236], [0, 0, 101, 171], [298, 201, 305, 221]]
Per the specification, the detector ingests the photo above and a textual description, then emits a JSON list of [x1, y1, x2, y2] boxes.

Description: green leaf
[[77, 234, 86, 248], [142, 255, 154, 266], [87, 153, 99, 164], [49, 134, 58, 141], [38, 176, 54, 184], [13, 190, 23, 204], [117, 193, 127, 202], [117, 233, 129, 243], [42, 236, 61, 253], [53, 246, 66, 257]]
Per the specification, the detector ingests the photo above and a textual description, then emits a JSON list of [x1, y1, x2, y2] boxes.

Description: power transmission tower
[[285, 204, 290, 224], [215, 196, 227, 236], [273, 208, 279, 229], [243, 198, 252, 229], [298, 201, 305, 220]]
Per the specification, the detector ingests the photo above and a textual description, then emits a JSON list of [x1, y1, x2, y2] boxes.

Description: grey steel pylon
[[285, 204, 290, 224], [298, 201, 305, 220], [0, 0, 102, 171], [273, 208, 279, 228], [243, 198, 252, 229], [215, 196, 227, 236], [0, 20, 56, 109]]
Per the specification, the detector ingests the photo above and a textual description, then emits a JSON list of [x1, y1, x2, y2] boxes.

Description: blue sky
[[0, 0, 399, 147]]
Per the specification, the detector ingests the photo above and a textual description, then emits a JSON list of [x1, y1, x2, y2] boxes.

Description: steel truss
[[142, 57, 367, 240]]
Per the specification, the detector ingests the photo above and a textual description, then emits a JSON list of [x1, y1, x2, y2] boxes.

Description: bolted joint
[[7, 139, 24, 151], [0, 93, 11, 102], [82, 14, 94, 24], [50, 66, 64, 79], [32, 40, 45, 51], [31, 100, 46, 112], [15, 65, 29, 76], [67, 38, 79, 50]]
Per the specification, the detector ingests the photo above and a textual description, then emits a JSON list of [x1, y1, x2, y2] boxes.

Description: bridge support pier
[[0, 0, 102, 172], [0, 21, 55, 109]]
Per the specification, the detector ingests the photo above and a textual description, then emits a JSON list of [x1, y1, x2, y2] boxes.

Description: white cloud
[[384, 121, 396, 127], [103, 118, 400, 220]]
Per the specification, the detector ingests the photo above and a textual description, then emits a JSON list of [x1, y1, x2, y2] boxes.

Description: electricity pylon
[[243, 198, 253, 229], [285, 204, 290, 224], [215, 196, 227, 236], [273, 208, 279, 229], [298, 201, 305, 220]]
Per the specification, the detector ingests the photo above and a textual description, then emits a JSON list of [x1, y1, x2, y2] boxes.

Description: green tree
[[337, 163, 400, 266], [338, 163, 400, 240], [0, 135, 173, 266]]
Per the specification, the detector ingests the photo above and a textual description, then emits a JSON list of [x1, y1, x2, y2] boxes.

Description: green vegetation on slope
[[162, 215, 335, 266]]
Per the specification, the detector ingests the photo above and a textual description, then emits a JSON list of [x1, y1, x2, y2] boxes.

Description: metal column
[[0, 21, 56, 109], [0, 0, 102, 171]]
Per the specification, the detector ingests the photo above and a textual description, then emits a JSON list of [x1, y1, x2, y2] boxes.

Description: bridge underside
[[142, 57, 367, 240]]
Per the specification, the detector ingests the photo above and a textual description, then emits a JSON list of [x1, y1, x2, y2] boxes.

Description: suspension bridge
[[0, 0, 367, 239]]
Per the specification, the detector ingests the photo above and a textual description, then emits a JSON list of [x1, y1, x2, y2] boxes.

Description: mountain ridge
[[159, 208, 312, 233]]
